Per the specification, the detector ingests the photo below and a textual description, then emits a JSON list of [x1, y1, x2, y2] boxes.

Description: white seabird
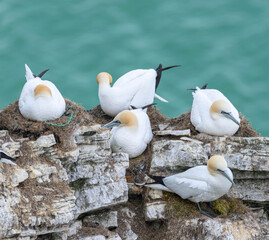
[[0, 150, 17, 165], [142, 155, 234, 217], [103, 107, 153, 158], [190, 85, 240, 136], [97, 64, 180, 117], [19, 64, 66, 121]]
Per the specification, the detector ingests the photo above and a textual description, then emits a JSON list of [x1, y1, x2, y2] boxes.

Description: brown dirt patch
[[234, 114, 260, 137], [87, 105, 113, 125], [126, 141, 153, 185], [115, 197, 167, 240], [68, 225, 112, 240], [19, 178, 72, 216]]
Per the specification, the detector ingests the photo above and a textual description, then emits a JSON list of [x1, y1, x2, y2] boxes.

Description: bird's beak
[[102, 120, 121, 128], [217, 169, 234, 185], [221, 111, 240, 126]]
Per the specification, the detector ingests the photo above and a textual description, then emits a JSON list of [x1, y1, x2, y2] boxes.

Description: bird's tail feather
[[135, 182, 172, 192], [145, 183, 172, 192]]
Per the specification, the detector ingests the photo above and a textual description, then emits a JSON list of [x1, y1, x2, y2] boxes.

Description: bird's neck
[[98, 81, 111, 88], [98, 82, 112, 95], [207, 167, 216, 176]]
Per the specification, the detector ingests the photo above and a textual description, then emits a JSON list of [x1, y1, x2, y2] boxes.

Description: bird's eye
[[115, 120, 121, 124], [221, 111, 231, 115]]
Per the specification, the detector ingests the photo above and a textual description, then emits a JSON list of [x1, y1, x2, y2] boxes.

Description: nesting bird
[[97, 64, 179, 117], [190, 85, 240, 136], [19, 64, 66, 121], [103, 107, 153, 158], [142, 155, 234, 217], [0, 150, 16, 165]]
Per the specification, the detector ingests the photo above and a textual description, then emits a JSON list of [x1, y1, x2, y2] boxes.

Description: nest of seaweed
[[0, 101, 260, 152], [89, 105, 260, 137], [0, 99, 95, 150]]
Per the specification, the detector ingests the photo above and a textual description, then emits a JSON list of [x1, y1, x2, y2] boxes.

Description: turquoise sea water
[[0, 0, 269, 135]]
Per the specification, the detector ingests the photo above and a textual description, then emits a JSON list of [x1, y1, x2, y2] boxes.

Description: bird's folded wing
[[201, 89, 228, 102], [164, 177, 208, 199], [190, 96, 201, 127], [113, 70, 147, 87], [132, 110, 153, 143]]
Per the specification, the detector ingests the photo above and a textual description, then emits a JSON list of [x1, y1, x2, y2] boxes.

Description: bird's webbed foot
[[196, 202, 216, 218]]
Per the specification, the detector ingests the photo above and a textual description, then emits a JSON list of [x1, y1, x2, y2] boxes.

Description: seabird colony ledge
[[0, 100, 267, 240]]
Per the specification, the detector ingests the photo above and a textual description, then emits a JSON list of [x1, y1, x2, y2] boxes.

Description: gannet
[[141, 155, 234, 217], [19, 64, 66, 121], [0, 150, 17, 165], [97, 64, 180, 117], [190, 85, 240, 136], [103, 108, 153, 158]]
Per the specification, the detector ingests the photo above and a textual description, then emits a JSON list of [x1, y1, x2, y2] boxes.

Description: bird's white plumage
[[19, 64, 66, 121], [146, 156, 233, 203], [191, 87, 240, 136], [163, 166, 233, 202], [98, 69, 167, 117], [109, 109, 153, 158]]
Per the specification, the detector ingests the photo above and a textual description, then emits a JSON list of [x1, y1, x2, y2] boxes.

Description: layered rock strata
[[0, 104, 268, 240]]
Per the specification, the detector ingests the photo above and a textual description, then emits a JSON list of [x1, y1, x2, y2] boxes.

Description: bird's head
[[103, 110, 138, 128], [34, 84, 52, 99], [207, 155, 234, 185], [210, 100, 240, 126], [96, 72, 112, 86]]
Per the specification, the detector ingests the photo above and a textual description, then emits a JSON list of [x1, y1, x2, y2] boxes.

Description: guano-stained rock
[[0, 125, 129, 239], [0, 105, 268, 240], [150, 135, 269, 203]]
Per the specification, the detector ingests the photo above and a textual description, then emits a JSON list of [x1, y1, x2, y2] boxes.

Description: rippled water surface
[[1, 0, 269, 135]]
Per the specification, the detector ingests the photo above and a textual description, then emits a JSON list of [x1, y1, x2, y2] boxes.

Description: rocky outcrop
[[0, 126, 128, 240], [165, 216, 263, 240], [143, 129, 269, 239], [0, 103, 268, 240], [150, 134, 269, 203]]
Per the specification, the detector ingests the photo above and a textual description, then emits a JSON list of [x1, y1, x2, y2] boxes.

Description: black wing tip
[[155, 64, 180, 90], [147, 174, 165, 186], [130, 103, 156, 110], [156, 64, 181, 72], [201, 83, 208, 89], [37, 69, 50, 78], [187, 83, 208, 91], [156, 64, 163, 71], [142, 103, 156, 110]]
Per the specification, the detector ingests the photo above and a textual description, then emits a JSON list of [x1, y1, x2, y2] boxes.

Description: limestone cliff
[[0, 101, 267, 240]]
